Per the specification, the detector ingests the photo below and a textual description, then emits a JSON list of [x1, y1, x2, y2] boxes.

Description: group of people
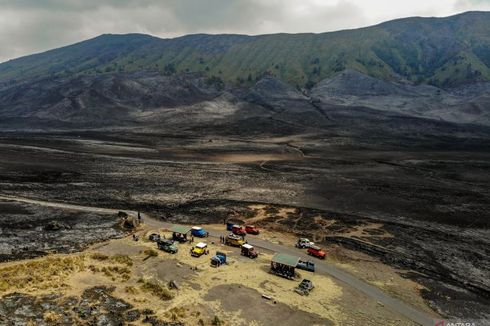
[[271, 262, 295, 278]]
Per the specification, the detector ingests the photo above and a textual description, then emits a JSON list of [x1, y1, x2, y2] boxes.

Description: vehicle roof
[[196, 242, 207, 248], [242, 243, 253, 249], [246, 225, 255, 228], [299, 238, 310, 242], [232, 224, 241, 228], [227, 233, 240, 239], [191, 226, 202, 230], [310, 245, 322, 250], [271, 253, 300, 267]]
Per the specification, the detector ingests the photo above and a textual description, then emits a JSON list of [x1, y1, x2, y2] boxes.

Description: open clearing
[[0, 212, 424, 325]]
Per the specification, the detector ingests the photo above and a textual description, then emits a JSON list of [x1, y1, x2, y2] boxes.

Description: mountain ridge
[[1, 11, 489, 88]]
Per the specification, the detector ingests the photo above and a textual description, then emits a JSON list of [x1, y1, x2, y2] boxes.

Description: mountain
[[0, 11, 489, 88], [0, 72, 222, 128], [311, 69, 490, 125]]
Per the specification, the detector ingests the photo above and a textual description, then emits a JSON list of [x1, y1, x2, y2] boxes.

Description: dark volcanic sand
[[0, 132, 489, 320], [0, 286, 176, 325], [0, 200, 125, 261]]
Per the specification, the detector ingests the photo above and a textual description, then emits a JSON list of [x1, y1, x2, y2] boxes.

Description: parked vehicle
[[294, 279, 314, 296], [307, 246, 326, 259], [245, 225, 260, 235], [211, 252, 227, 267], [241, 244, 258, 258], [226, 221, 238, 231], [149, 233, 161, 242], [225, 234, 245, 247], [172, 232, 188, 243], [295, 238, 314, 249], [232, 225, 246, 236], [157, 239, 178, 254], [191, 226, 207, 237], [296, 260, 315, 272], [191, 242, 209, 257]]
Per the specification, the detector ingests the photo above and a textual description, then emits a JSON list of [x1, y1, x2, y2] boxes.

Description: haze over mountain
[[1, 11, 489, 89]]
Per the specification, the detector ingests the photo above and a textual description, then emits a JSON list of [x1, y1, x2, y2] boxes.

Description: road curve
[[0, 195, 436, 326]]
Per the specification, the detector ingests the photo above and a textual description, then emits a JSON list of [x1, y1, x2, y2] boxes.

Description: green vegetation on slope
[[0, 11, 489, 88]]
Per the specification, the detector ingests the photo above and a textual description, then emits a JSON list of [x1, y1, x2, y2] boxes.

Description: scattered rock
[[262, 294, 272, 300], [45, 220, 71, 231], [118, 211, 129, 218], [168, 280, 179, 290], [122, 216, 140, 229]]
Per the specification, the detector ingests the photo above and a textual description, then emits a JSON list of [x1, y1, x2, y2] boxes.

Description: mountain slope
[[0, 11, 489, 88], [311, 69, 490, 125], [0, 72, 221, 128]]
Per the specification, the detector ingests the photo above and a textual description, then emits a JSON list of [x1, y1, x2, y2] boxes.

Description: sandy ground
[[0, 220, 423, 325], [204, 222, 434, 317], [206, 205, 434, 316]]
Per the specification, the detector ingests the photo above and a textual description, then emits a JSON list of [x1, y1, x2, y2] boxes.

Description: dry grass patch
[[90, 253, 133, 266], [43, 311, 62, 323], [138, 278, 174, 301], [125, 285, 139, 295], [100, 265, 131, 282], [111, 254, 133, 266], [166, 306, 188, 321], [0, 253, 133, 294], [0, 256, 85, 293], [90, 253, 109, 261]]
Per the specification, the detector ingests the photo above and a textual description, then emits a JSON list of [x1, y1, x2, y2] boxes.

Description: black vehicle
[[172, 232, 188, 243], [295, 279, 314, 296], [149, 233, 161, 242]]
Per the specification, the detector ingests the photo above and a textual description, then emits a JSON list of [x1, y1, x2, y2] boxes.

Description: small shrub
[[88, 265, 99, 273], [43, 311, 62, 323], [212, 315, 223, 326], [90, 253, 109, 261], [125, 286, 138, 295], [167, 307, 186, 319], [143, 249, 158, 257], [140, 279, 174, 301], [111, 255, 133, 266]]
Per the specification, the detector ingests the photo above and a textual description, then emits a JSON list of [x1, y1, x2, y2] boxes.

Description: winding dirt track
[[0, 194, 436, 326]]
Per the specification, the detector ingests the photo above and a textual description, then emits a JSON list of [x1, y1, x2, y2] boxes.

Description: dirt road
[[0, 194, 437, 326]]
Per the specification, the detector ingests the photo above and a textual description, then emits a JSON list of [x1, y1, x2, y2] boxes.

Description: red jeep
[[245, 225, 260, 235], [232, 225, 246, 236], [307, 246, 326, 259]]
